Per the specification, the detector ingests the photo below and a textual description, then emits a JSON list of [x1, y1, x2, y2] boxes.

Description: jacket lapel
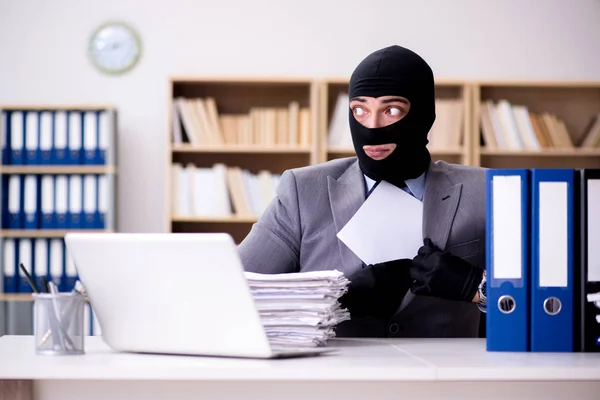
[[397, 161, 463, 313], [421, 161, 462, 251], [328, 159, 365, 274]]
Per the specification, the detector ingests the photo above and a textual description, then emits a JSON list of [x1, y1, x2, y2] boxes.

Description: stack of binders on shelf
[[0, 107, 116, 337], [485, 168, 600, 353], [3, 174, 108, 231], [0, 107, 117, 296], [2, 108, 114, 166], [3, 238, 79, 294]]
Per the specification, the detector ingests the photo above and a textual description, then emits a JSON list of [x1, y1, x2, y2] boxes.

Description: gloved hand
[[410, 238, 483, 302], [339, 259, 412, 321]]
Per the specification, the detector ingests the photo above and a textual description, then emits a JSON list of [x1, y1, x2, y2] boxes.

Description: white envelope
[[336, 181, 423, 265]]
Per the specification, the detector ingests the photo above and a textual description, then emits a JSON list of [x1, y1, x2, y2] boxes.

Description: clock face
[[89, 22, 141, 74]]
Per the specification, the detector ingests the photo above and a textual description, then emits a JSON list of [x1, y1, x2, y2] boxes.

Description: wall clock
[[89, 21, 142, 75]]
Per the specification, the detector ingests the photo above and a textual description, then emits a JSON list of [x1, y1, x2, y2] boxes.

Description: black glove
[[410, 238, 483, 302], [339, 259, 412, 322]]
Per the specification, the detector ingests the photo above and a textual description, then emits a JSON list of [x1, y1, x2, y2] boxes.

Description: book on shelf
[[479, 99, 600, 151], [171, 162, 281, 219], [171, 97, 312, 148], [326, 92, 463, 150]]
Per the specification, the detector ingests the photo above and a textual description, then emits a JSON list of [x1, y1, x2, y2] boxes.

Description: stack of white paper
[[244, 270, 351, 348]]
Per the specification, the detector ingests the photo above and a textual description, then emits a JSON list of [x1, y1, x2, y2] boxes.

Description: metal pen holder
[[33, 292, 85, 355]]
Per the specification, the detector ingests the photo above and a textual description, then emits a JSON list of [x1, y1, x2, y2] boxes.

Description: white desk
[[0, 335, 599, 400]]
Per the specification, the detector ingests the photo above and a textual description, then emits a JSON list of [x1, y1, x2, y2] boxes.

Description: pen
[[19, 263, 40, 294], [47, 281, 70, 350], [40, 276, 50, 293]]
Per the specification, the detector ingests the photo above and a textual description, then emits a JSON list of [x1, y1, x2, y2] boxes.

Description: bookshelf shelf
[[0, 166, 117, 174], [0, 105, 116, 111], [0, 294, 32, 302], [0, 229, 113, 238], [171, 216, 258, 224], [0, 294, 92, 302], [480, 148, 600, 157], [171, 144, 311, 154]]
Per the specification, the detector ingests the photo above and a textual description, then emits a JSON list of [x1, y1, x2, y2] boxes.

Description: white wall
[[1, 0, 600, 232]]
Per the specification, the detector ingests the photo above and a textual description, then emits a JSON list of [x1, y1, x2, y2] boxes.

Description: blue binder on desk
[[530, 169, 575, 352], [486, 169, 530, 352]]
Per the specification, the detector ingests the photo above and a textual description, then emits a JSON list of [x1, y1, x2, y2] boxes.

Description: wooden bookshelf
[[472, 81, 600, 169], [167, 76, 319, 240], [319, 77, 473, 166], [166, 77, 600, 245]]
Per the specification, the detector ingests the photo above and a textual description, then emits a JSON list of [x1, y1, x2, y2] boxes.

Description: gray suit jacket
[[239, 157, 487, 338]]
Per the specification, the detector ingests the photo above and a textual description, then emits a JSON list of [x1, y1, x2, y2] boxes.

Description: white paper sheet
[[336, 180, 423, 265]]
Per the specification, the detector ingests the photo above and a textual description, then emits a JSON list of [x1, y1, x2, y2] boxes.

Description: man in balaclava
[[238, 44, 487, 338], [338, 45, 487, 329], [348, 45, 435, 190]]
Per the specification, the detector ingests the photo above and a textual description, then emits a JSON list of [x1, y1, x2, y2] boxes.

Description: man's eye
[[388, 107, 402, 116], [353, 107, 366, 116]]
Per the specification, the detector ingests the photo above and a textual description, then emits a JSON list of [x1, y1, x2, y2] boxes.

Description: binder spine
[[1, 110, 9, 165], [486, 169, 530, 352], [67, 111, 82, 165], [531, 169, 574, 352]]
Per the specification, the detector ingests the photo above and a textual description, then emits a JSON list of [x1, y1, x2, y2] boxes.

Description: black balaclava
[[348, 45, 436, 188]]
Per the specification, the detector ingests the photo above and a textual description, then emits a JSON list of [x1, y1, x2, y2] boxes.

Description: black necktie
[[366, 180, 381, 197]]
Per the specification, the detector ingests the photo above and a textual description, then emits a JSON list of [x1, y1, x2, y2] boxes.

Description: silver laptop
[[64, 232, 335, 359]]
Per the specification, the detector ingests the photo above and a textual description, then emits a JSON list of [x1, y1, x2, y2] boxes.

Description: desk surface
[[1, 336, 600, 382]]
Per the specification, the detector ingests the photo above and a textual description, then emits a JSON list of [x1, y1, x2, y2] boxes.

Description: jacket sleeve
[[237, 169, 302, 274]]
